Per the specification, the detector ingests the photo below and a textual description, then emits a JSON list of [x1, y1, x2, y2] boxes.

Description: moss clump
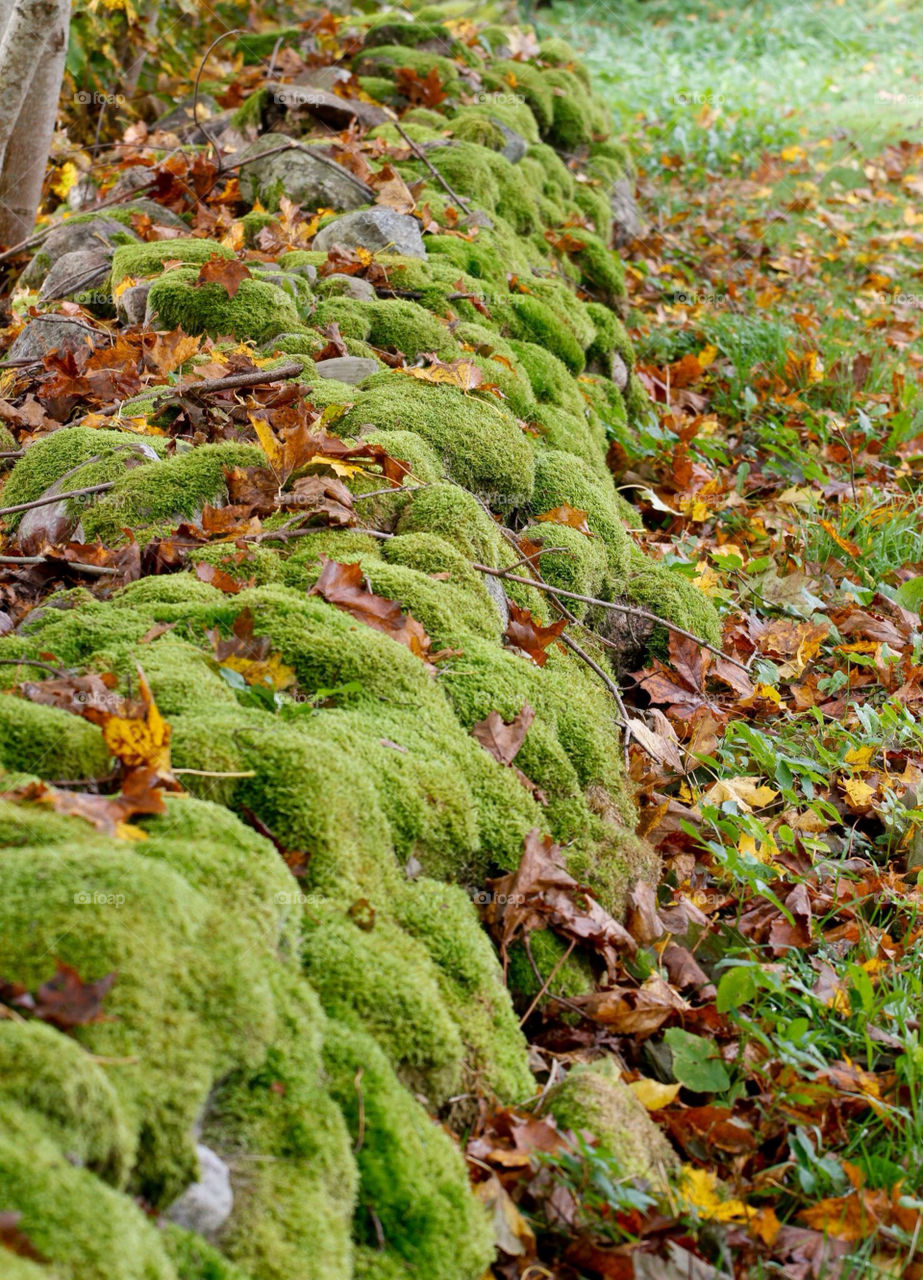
[[499, 296, 585, 375], [0, 1021, 134, 1184], [543, 1060, 677, 1181], [625, 546, 722, 650], [563, 229, 627, 308], [145, 268, 300, 341], [506, 928, 596, 1007], [0, 426, 166, 524], [355, 46, 461, 98], [396, 482, 506, 563], [529, 449, 633, 576], [161, 1224, 254, 1280], [542, 68, 611, 150], [339, 375, 535, 512], [312, 296, 458, 360], [0, 693, 110, 779], [82, 442, 263, 543], [111, 238, 233, 285], [323, 1023, 495, 1280], [519, 521, 608, 616], [482, 60, 554, 133]]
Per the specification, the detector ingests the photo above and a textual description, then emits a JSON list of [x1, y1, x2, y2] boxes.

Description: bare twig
[[0, 180, 157, 264], [519, 939, 575, 1027], [0, 555, 116, 576], [0, 481, 115, 518], [390, 119, 472, 216], [193, 29, 244, 169], [471, 564, 745, 671]]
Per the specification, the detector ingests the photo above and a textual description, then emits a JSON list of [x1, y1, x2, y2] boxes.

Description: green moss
[[145, 268, 300, 341], [506, 928, 596, 1006], [624, 371, 653, 426], [1, 426, 166, 525], [529, 448, 632, 576], [356, 45, 461, 97], [482, 60, 554, 133], [81, 441, 262, 543], [0, 1021, 134, 1184], [562, 229, 627, 307], [0, 693, 110, 779], [303, 906, 465, 1104], [395, 877, 535, 1101], [574, 182, 612, 237], [111, 238, 233, 285], [233, 27, 299, 63], [519, 521, 608, 616], [339, 375, 534, 512], [0, 1103, 176, 1280], [498, 295, 585, 375], [323, 1023, 495, 1280], [625, 546, 722, 650], [161, 1224, 254, 1280], [507, 340, 585, 416], [542, 68, 611, 150], [543, 1060, 677, 1181], [231, 87, 269, 132], [396, 482, 506, 562]]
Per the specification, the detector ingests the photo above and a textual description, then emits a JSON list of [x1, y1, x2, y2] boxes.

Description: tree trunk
[[0, 0, 70, 247]]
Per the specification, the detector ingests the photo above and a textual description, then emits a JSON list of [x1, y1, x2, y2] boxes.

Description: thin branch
[[519, 939, 575, 1027], [390, 119, 472, 216], [193, 29, 243, 170], [471, 564, 745, 671], [0, 179, 157, 264], [0, 555, 116, 576], [0, 481, 115, 518]]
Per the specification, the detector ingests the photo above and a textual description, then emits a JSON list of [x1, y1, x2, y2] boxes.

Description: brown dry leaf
[[504, 602, 567, 667], [370, 163, 417, 215], [0, 771, 166, 840], [471, 703, 535, 765], [485, 829, 635, 976], [393, 65, 447, 108], [309, 558, 432, 661], [145, 328, 202, 375], [563, 971, 688, 1037], [284, 474, 356, 527], [194, 254, 252, 299], [627, 710, 685, 771], [194, 561, 250, 594], [0, 962, 116, 1031], [536, 505, 593, 536]]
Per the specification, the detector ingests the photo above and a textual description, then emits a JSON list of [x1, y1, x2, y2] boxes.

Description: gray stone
[[21, 215, 139, 288], [6, 316, 97, 364], [117, 198, 189, 229], [116, 282, 151, 326], [313, 208, 426, 259], [17, 478, 85, 554], [314, 356, 379, 385], [165, 1143, 233, 1239], [237, 134, 372, 213], [610, 177, 644, 246], [610, 352, 629, 391], [292, 65, 352, 92], [481, 572, 510, 629], [492, 118, 528, 164], [39, 250, 110, 303], [321, 273, 376, 301], [264, 82, 390, 131]]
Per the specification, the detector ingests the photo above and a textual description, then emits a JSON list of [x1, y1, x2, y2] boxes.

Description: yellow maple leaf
[[398, 360, 483, 391], [51, 162, 79, 200], [703, 776, 778, 812], [738, 832, 779, 864], [629, 1079, 681, 1111], [843, 777, 876, 808], [679, 1166, 751, 1223], [845, 745, 876, 768], [101, 670, 171, 775], [696, 344, 718, 369], [221, 652, 296, 692]]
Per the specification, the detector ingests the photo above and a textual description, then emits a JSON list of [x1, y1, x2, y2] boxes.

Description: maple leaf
[[397, 357, 484, 391], [393, 65, 447, 108], [0, 962, 116, 1031], [194, 561, 251, 594], [309, 558, 432, 661], [536, 505, 593, 535], [370, 162, 417, 215], [471, 703, 534, 766], [503, 601, 567, 667], [194, 254, 252, 298]]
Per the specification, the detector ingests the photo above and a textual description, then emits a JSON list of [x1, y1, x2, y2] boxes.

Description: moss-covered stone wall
[[0, 7, 711, 1277]]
